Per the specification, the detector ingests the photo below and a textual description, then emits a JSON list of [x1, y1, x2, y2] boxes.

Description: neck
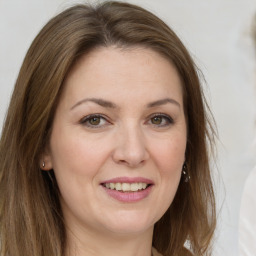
[[65, 224, 154, 256]]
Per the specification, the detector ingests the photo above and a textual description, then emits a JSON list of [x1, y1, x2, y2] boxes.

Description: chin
[[99, 210, 156, 235]]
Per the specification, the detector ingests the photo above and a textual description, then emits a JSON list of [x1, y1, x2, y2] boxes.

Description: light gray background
[[1, 0, 256, 255]]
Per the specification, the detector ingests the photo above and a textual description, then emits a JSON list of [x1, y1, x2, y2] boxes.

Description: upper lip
[[101, 176, 154, 184]]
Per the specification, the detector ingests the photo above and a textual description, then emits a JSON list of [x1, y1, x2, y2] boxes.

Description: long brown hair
[[0, 1, 216, 255]]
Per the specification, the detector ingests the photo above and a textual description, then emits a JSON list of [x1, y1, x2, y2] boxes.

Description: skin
[[42, 46, 187, 256]]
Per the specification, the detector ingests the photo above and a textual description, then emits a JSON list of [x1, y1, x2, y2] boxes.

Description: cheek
[[49, 133, 110, 208], [148, 136, 186, 221], [151, 135, 186, 196], [151, 135, 186, 173], [50, 130, 111, 177]]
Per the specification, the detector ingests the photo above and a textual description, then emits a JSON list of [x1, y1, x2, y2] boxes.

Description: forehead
[[61, 46, 183, 107]]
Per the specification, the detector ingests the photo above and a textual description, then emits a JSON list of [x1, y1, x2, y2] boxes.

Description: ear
[[40, 151, 53, 171]]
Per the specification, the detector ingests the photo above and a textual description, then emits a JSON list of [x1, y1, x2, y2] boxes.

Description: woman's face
[[44, 46, 187, 237]]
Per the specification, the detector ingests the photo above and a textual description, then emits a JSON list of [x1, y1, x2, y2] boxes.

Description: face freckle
[[45, 46, 187, 239]]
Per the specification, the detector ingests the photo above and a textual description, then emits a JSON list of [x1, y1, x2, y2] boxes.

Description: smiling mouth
[[102, 182, 151, 192]]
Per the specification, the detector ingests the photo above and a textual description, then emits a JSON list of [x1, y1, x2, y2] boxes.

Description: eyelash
[[148, 113, 174, 127], [79, 113, 174, 129], [79, 114, 110, 128]]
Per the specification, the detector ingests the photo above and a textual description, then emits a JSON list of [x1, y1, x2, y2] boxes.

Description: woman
[[0, 1, 216, 256]]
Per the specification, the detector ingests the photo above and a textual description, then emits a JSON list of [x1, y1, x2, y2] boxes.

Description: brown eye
[[148, 114, 173, 127], [151, 116, 162, 125], [80, 114, 109, 128], [89, 117, 101, 125]]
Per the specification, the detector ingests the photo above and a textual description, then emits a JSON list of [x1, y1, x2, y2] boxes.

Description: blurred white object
[[239, 167, 256, 256]]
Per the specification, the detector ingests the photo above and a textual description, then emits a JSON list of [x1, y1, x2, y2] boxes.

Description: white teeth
[[115, 183, 122, 191], [122, 183, 130, 191], [104, 182, 148, 192], [130, 183, 138, 191]]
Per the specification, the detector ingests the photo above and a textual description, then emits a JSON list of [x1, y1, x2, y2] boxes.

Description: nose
[[112, 124, 149, 168]]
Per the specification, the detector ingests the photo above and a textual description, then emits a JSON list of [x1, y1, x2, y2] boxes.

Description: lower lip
[[102, 185, 153, 203]]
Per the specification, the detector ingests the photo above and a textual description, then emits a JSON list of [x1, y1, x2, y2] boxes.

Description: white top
[[239, 167, 256, 256]]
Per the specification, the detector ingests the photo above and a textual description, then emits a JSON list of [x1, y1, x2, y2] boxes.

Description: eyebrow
[[70, 97, 180, 110], [147, 98, 180, 108], [70, 98, 117, 110]]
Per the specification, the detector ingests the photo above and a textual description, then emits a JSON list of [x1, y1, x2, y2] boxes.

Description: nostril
[[117, 158, 146, 168]]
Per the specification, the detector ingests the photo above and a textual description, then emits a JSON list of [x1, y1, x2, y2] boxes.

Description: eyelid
[[79, 114, 111, 128], [147, 113, 174, 127]]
